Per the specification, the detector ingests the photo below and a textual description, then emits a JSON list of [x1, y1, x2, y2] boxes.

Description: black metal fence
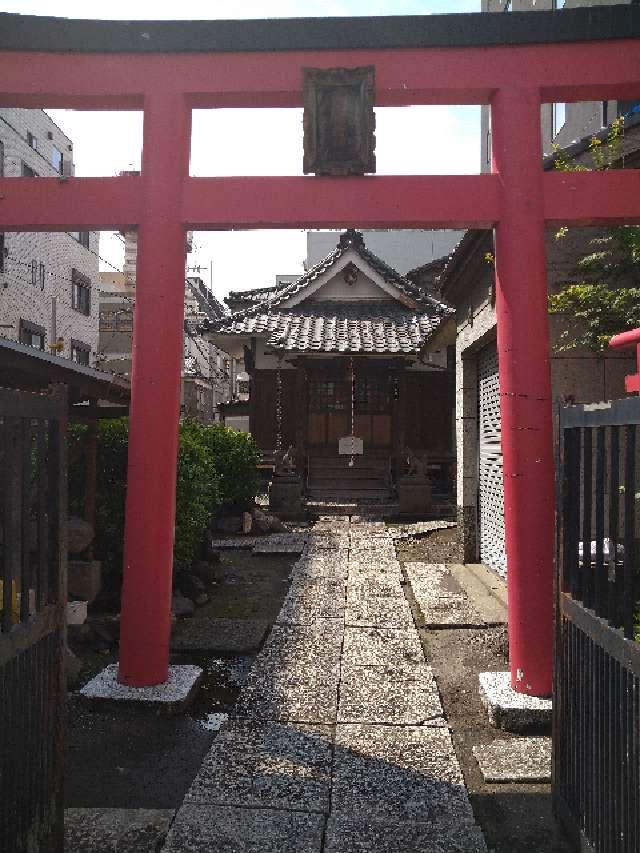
[[555, 396, 640, 853], [0, 386, 67, 853]]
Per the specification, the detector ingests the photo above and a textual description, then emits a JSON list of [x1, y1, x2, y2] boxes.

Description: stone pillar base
[[397, 479, 432, 517], [269, 475, 304, 518]]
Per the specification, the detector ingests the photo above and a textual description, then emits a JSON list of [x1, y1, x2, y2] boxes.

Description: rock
[[68, 516, 94, 555], [251, 508, 286, 534], [192, 560, 219, 585], [242, 511, 253, 535], [65, 645, 83, 687], [91, 617, 119, 646], [179, 573, 207, 601], [216, 516, 242, 534], [68, 560, 101, 603], [172, 594, 195, 618]]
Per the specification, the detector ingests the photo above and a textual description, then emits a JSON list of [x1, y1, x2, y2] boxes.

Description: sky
[[10, 0, 481, 301]]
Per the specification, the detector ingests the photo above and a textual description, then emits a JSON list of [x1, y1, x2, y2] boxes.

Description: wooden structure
[[214, 230, 455, 503], [0, 9, 638, 698], [0, 386, 67, 853]]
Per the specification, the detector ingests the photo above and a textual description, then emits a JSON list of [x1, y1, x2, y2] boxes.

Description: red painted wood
[[182, 175, 500, 230], [492, 87, 555, 698], [544, 170, 640, 227], [609, 329, 640, 396], [0, 39, 638, 109], [0, 176, 141, 231], [0, 31, 637, 696], [1, 170, 638, 233], [117, 93, 190, 687]]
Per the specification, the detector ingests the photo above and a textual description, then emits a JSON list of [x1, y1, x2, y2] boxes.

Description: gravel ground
[[65, 551, 296, 809], [397, 530, 573, 853]]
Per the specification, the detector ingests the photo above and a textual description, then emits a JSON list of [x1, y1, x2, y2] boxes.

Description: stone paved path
[[163, 519, 487, 853]]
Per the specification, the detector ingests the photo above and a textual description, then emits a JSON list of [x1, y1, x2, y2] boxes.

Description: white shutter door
[[478, 343, 506, 577]]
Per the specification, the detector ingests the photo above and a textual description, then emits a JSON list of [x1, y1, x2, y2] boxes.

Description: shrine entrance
[[307, 365, 392, 453], [1, 7, 638, 703]]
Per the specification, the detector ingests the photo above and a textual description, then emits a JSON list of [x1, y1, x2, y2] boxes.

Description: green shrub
[[68, 416, 260, 587], [174, 427, 220, 571], [181, 419, 261, 513]]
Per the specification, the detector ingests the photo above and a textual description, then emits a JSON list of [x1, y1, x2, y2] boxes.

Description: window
[[51, 146, 63, 174], [71, 231, 90, 249], [0, 233, 5, 274], [19, 319, 45, 351], [552, 102, 566, 138], [22, 162, 38, 177], [71, 268, 91, 315], [30, 259, 37, 286], [71, 340, 91, 365], [27, 131, 38, 150], [39, 262, 45, 291]]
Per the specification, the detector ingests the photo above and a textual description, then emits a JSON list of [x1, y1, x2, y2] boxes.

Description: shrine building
[[209, 229, 456, 507]]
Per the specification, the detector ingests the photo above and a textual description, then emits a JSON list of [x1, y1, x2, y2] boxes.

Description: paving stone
[[344, 593, 413, 628], [346, 575, 404, 601], [163, 805, 324, 853], [472, 737, 552, 783], [291, 558, 348, 580], [236, 669, 340, 724], [332, 725, 474, 824], [170, 617, 269, 653], [405, 562, 485, 627], [342, 626, 424, 668], [253, 535, 308, 555], [65, 808, 175, 853], [185, 721, 333, 812], [337, 664, 445, 725], [479, 672, 552, 732], [277, 596, 345, 625], [347, 560, 402, 578], [236, 625, 343, 723], [257, 622, 344, 668], [324, 815, 488, 853]]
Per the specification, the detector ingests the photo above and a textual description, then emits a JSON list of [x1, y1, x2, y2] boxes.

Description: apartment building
[[0, 108, 99, 364], [98, 231, 236, 423]]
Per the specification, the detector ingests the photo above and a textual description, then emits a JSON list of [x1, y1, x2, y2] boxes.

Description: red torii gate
[[1, 9, 638, 698]]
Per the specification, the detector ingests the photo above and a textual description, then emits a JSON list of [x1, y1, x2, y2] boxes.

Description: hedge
[[68, 417, 260, 587]]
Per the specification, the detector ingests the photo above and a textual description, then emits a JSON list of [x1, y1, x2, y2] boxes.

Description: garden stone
[[216, 516, 242, 534], [172, 594, 195, 618], [179, 572, 207, 601], [252, 507, 286, 534], [68, 516, 94, 555], [191, 560, 219, 585]]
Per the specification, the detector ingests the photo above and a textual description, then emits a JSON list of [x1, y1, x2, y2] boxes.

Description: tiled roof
[[225, 285, 279, 307], [215, 301, 451, 355], [212, 231, 454, 354], [232, 230, 449, 319]]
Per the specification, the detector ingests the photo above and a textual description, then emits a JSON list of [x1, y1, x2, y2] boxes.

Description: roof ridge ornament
[[339, 229, 365, 249]]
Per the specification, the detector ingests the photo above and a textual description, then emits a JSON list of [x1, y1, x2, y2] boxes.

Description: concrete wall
[[306, 230, 463, 274], [0, 108, 99, 363]]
